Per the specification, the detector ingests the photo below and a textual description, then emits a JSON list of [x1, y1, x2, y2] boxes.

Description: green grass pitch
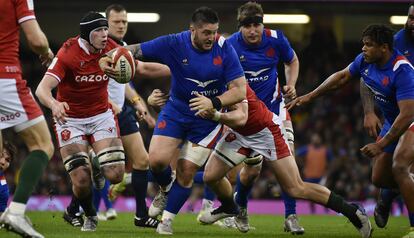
[[0, 212, 409, 238]]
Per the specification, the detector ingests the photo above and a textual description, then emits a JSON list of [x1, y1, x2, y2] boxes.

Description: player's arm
[[35, 75, 69, 124], [125, 84, 156, 128], [126, 44, 144, 60], [360, 79, 382, 138], [201, 101, 248, 128], [283, 51, 299, 100], [20, 20, 54, 66], [286, 66, 353, 110], [136, 61, 171, 80]]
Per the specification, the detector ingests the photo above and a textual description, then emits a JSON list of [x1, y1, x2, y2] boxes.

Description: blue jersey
[[227, 29, 294, 113], [349, 50, 414, 125], [0, 171, 9, 212], [141, 31, 244, 117], [394, 29, 414, 64]]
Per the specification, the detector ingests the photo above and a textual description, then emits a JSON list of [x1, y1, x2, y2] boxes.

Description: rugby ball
[[112, 47, 136, 84]]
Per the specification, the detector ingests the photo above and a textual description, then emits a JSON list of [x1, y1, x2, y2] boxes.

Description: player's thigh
[[149, 135, 182, 170], [393, 129, 414, 170], [269, 155, 303, 191], [121, 131, 149, 169], [204, 152, 234, 184], [226, 163, 243, 186], [60, 143, 90, 184], [371, 152, 393, 183], [18, 119, 53, 157]]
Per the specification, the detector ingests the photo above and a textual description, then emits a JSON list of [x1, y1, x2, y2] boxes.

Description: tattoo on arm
[[126, 44, 143, 60], [360, 79, 375, 114]]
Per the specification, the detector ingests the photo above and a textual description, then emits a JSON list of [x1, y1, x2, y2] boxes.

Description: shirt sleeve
[[15, 0, 35, 24], [222, 42, 245, 84], [394, 66, 414, 101], [45, 49, 68, 83], [348, 53, 364, 78], [140, 35, 171, 63], [275, 30, 295, 63]]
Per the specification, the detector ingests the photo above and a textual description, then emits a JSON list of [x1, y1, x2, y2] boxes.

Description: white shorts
[[214, 114, 291, 168], [0, 76, 44, 132], [54, 109, 120, 148], [178, 141, 212, 167]]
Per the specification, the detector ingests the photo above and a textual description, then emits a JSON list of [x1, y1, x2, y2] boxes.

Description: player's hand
[[189, 92, 214, 115], [285, 93, 313, 111], [363, 112, 382, 138], [147, 89, 168, 107], [360, 142, 382, 158], [51, 100, 69, 125], [99, 56, 119, 78], [133, 101, 147, 122], [283, 85, 297, 100], [198, 109, 216, 120], [39, 48, 54, 67]]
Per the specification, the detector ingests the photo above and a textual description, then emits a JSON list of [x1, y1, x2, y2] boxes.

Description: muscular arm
[[126, 44, 143, 61], [285, 52, 299, 87], [35, 75, 59, 109], [360, 79, 376, 114], [20, 20, 50, 56], [136, 61, 171, 79], [377, 99, 414, 148], [308, 66, 353, 99], [218, 102, 248, 128], [217, 76, 246, 107]]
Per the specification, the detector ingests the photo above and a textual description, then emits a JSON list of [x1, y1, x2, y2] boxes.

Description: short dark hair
[[362, 24, 394, 50], [3, 141, 16, 161], [191, 6, 219, 26], [105, 4, 127, 18], [237, 1, 264, 22]]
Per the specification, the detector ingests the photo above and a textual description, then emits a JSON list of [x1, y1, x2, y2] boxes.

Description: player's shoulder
[[56, 37, 80, 60], [226, 32, 239, 44], [392, 52, 414, 73], [394, 29, 405, 41], [263, 29, 285, 41]]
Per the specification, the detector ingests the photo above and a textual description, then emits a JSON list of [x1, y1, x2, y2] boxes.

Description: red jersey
[[46, 37, 118, 118], [0, 0, 36, 74], [235, 85, 274, 136]]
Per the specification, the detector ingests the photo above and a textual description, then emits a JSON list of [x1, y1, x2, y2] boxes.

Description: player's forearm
[[138, 62, 171, 79], [21, 20, 50, 56], [35, 85, 56, 110], [285, 54, 299, 87], [218, 110, 247, 128], [377, 110, 414, 148], [311, 69, 350, 99], [217, 77, 246, 107], [360, 79, 376, 114], [126, 44, 144, 60]]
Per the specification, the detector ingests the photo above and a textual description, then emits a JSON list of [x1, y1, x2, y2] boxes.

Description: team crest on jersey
[[239, 55, 246, 62], [382, 76, 389, 86], [225, 132, 237, 142], [157, 120, 167, 129], [266, 47, 275, 58], [61, 129, 71, 141], [182, 58, 189, 65], [213, 56, 223, 66]]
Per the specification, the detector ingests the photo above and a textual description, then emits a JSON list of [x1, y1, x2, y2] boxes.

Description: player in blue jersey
[[101, 6, 246, 235], [0, 141, 15, 215], [360, 6, 414, 235], [287, 24, 414, 237], [225, 2, 303, 234]]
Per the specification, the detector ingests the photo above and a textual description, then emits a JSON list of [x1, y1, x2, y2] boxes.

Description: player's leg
[[100, 180, 117, 220], [63, 193, 83, 227], [393, 128, 414, 234], [157, 142, 210, 235], [92, 137, 125, 184], [270, 155, 372, 238]]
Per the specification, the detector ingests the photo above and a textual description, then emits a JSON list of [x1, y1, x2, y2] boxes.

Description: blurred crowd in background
[[3, 20, 391, 202]]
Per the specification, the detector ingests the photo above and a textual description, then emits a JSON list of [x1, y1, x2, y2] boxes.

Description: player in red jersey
[[36, 12, 125, 232], [196, 85, 372, 238], [0, 0, 54, 237]]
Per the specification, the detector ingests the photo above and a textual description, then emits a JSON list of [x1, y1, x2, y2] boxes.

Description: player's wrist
[[130, 96, 140, 105], [212, 110, 222, 121], [211, 97, 222, 110]]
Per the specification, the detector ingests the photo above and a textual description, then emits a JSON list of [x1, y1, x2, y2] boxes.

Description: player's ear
[[190, 24, 195, 32]]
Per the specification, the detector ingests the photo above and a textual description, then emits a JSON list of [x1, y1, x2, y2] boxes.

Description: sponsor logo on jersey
[[239, 55, 246, 62], [245, 68, 270, 83], [185, 78, 218, 88], [191, 89, 219, 97], [61, 129, 71, 141], [74, 74, 109, 83], [213, 56, 223, 66], [182, 58, 189, 65], [225, 132, 237, 142], [0, 112, 21, 122]]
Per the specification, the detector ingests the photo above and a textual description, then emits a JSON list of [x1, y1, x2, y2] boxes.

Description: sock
[[380, 189, 399, 209], [101, 180, 112, 209], [193, 171, 204, 184], [79, 189, 97, 217], [203, 186, 216, 201], [326, 192, 360, 228], [235, 174, 252, 208], [409, 212, 414, 227], [281, 191, 297, 218], [13, 150, 49, 203], [148, 170, 155, 182], [164, 180, 191, 215], [8, 202, 26, 215], [151, 166, 172, 188], [93, 186, 102, 212], [132, 169, 149, 218], [67, 195, 80, 214], [125, 173, 132, 185]]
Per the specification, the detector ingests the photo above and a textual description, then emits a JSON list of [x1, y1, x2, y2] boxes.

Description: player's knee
[[371, 172, 386, 188], [102, 164, 125, 184], [132, 155, 149, 170], [176, 166, 196, 187], [392, 161, 409, 180], [97, 146, 125, 168], [41, 141, 54, 158], [148, 153, 169, 173], [284, 185, 305, 199], [203, 171, 216, 186]]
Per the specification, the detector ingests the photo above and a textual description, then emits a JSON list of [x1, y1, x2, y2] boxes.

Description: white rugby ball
[[112, 47, 136, 84]]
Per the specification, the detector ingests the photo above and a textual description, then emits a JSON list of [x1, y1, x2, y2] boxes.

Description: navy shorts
[[0, 184, 9, 212], [118, 104, 140, 137]]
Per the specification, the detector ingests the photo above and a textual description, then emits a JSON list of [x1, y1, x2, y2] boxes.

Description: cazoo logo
[[75, 74, 109, 83], [1, 112, 21, 122]]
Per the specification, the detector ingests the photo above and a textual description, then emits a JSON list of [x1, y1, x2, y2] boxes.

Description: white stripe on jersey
[[45, 72, 61, 82], [197, 124, 222, 148], [271, 77, 280, 103], [393, 59, 414, 71], [218, 36, 226, 48], [18, 15, 35, 24], [270, 30, 278, 39]]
